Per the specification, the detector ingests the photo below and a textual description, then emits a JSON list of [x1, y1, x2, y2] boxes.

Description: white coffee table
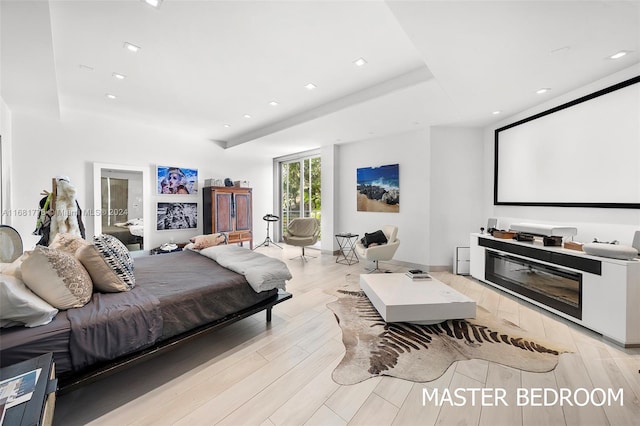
[[360, 273, 476, 324]]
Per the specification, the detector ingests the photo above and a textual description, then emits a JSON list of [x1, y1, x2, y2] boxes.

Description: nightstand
[[0, 352, 57, 425], [150, 242, 188, 255]]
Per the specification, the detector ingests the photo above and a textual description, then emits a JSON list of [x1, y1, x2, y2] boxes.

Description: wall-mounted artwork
[[357, 163, 400, 212], [156, 202, 197, 230], [157, 166, 198, 195]]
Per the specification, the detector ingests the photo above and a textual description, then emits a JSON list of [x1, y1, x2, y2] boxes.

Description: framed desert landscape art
[[356, 163, 399, 212]]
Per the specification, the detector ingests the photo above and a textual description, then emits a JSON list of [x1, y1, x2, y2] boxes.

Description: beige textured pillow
[[0, 253, 27, 280], [190, 233, 227, 250], [76, 244, 131, 292], [49, 232, 89, 255], [21, 246, 93, 310]]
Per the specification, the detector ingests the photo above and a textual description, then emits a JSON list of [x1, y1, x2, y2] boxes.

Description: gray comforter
[[66, 286, 162, 371], [1, 249, 285, 375]]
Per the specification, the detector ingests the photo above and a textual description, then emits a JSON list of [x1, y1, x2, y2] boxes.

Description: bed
[[0, 247, 292, 392], [103, 218, 144, 249]]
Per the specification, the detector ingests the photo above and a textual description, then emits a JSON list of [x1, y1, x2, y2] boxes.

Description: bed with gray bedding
[[0, 249, 291, 390]]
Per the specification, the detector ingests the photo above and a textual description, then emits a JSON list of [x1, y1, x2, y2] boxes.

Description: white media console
[[470, 233, 640, 347]]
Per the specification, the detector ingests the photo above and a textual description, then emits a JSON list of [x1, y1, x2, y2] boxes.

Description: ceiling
[[1, 0, 639, 158]]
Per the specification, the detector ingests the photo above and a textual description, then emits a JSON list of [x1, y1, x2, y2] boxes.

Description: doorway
[[0, 136, 3, 224], [279, 152, 321, 242], [93, 163, 148, 252]]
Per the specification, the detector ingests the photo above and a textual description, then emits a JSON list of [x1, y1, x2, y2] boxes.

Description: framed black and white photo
[[156, 202, 197, 230]]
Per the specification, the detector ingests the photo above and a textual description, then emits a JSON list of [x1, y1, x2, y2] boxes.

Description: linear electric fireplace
[[485, 250, 582, 319]]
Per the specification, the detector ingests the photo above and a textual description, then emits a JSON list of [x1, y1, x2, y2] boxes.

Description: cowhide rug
[[327, 286, 570, 385]]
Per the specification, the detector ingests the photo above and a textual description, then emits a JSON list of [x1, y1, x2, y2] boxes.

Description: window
[[278, 151, 321, 242]]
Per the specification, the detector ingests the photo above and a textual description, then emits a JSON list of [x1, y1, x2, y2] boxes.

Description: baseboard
[[322, 249, 341, 256], [387, 260, 452, 273], [318, 251, 452, 273], [429, 265, 453, 273]]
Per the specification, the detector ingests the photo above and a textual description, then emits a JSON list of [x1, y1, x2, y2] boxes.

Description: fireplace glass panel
[[486, 250, 582, 319]]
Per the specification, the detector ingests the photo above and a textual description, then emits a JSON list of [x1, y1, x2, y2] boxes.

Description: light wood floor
[[54, 245, 640, 425]]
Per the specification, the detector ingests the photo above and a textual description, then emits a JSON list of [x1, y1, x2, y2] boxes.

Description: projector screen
[[494, 76, 640, 208]]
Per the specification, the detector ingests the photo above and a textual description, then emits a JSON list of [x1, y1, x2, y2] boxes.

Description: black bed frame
[[57, 290, 292, 394]]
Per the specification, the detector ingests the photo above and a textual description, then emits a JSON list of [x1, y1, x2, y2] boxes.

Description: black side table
[[335, 233, 359, 265], [150, 242, 187, 255]]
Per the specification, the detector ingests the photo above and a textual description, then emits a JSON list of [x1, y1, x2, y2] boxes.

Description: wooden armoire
[[203, 186, 253, 249]]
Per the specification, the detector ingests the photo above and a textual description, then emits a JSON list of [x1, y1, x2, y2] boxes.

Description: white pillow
[[0, 253, 27, 280], [21, 246, 93, 310], [0, 274, 58, 327]]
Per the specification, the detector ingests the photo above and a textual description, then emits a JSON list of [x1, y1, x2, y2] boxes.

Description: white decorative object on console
[[582, 243, 638, 260], [509, 222, 578, 238], [633, 230, 640, 254]]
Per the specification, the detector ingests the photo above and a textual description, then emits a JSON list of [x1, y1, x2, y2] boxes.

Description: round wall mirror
[[0, 225, 23, 263]]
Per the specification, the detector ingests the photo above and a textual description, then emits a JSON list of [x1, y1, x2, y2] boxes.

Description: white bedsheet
[[128, 225, 143, 237], [114, 218, 144, 237], [194, 245, 292, 293]]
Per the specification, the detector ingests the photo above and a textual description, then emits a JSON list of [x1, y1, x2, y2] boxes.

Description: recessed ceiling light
[[123, 42, 141, 53], [269, 101, 279, 106], [141, 0, 163, 8], [243, 114, 251, 119], [78, 64, 94, 71], [536, 88, 551, 94], [492, 110, 502, 115], [223, 124, 231, 128], [304, 83, 317, 90], [112, 72, 126, 80], [608, 50, 629, 60], [105, 94, 117, 99], [354, 57, 367, 67]]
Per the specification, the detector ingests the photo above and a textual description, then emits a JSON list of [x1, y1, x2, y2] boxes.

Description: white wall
[[429, 126, 484, 267], [9, 108, 274, 250], [0, 96, 12, 225], [483, 64, 640, 246], [336, 129, 430, 266], [320, 144, 338, 253]]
